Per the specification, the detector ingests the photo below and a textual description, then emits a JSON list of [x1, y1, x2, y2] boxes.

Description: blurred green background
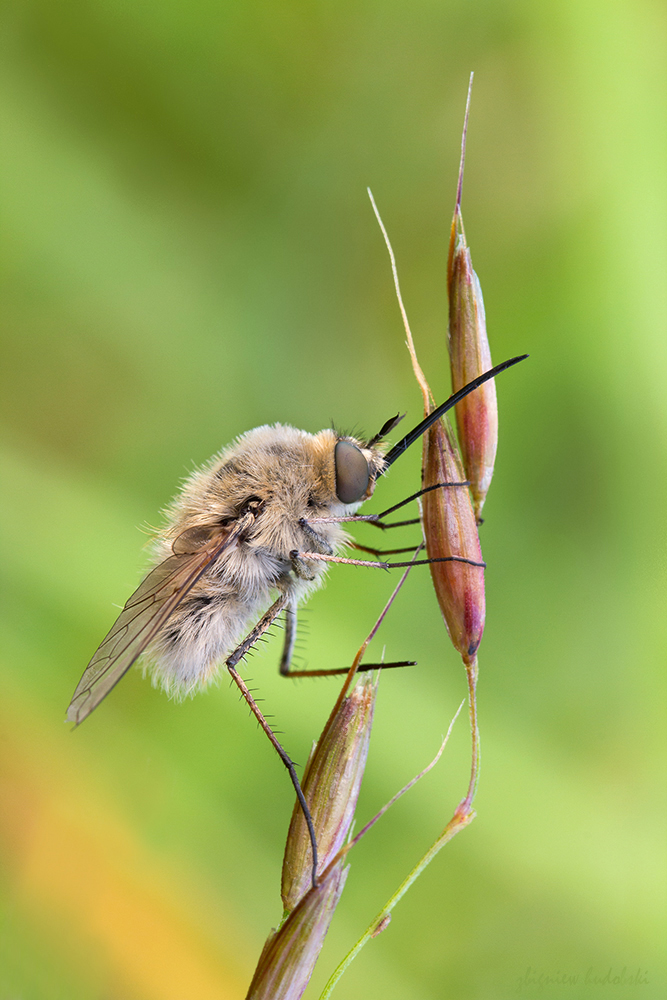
[[1, 1, 665, 998]]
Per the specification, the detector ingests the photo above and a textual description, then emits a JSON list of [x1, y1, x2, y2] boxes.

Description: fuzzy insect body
[[146, 424, 386, 696], [67, 423, 387, 725]]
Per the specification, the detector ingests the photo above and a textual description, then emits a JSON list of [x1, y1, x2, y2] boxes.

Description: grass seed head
[[421, 417, 485, 663], [447, 215, 498, 521], [247, 861, 349, 1000], [281, 674, 377, 912]]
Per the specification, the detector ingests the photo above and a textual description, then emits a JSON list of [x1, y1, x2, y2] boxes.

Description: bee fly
[[67, 354, 526, 885]]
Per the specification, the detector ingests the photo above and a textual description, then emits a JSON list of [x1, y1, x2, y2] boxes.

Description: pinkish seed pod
[[448, 217, 498, 521], [246, 861, 349, 1000], [281, 674, 377, 913], [366, 175, 487, 663], [421, 417, 485, 663], [446, 77, 498, 521]]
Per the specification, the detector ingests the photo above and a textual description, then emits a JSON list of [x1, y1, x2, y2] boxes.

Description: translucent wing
[[67, 525, 239, 725]]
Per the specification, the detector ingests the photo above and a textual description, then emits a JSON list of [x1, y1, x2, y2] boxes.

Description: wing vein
[[67, 523, 243, 724]]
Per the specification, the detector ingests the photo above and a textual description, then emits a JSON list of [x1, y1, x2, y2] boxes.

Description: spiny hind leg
[[224, 593, 320, 887], [278, 595, 415, 680], [279, 598, 298, 676]]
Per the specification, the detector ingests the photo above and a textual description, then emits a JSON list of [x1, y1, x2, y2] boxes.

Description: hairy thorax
[[145, 425, 368, 694]]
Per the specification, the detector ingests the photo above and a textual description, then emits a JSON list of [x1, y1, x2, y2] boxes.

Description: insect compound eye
[[334, 439, 370, 504]]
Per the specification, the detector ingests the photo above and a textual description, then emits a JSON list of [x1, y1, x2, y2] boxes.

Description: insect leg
[[226, 594, 290, 668], [279, 596, 413, 679], [281, 660, 416, 678], [293, 547, 423, 690], [375, 482, 470, 519], [366, 482, 471, 531], [350, 541, 421, 559], [225, 593, 320, 888], [290, 523, 333, 581], [291, 551, 486, 570], [279, 598, 298, 676], [300, 482, 469, 533], [365, 516, 421, 530]]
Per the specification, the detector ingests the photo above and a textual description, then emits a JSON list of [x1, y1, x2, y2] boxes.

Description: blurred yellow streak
[[0, 702, 248, 999]]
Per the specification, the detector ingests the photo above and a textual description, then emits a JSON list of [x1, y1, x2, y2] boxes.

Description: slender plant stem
[[318, 807, 475, 999], [367, 188, 434, 412], [461, 655, 480, 811]]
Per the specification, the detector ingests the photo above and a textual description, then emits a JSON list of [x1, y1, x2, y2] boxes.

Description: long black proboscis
[[381, 354, 528, 471]]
